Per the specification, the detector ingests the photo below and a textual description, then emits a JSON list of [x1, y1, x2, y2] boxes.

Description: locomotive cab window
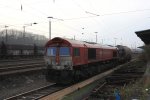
[[47, 47, 56, 56], [73, 48, 80, 56], [59, 47, 70, 56]]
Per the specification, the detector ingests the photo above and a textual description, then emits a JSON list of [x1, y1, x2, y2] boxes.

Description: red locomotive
[[44, 37, 121, 83]]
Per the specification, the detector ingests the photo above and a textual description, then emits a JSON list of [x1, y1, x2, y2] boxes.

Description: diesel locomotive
[[44, 37, 132, 84]]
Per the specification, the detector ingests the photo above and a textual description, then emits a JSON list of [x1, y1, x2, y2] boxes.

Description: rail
[[4, 83, 58, 100], [40, 65, 122, 100], [0, 60, 45, 76]]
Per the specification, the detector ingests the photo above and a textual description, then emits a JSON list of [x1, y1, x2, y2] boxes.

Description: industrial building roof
[[135, 29, 150, 45]]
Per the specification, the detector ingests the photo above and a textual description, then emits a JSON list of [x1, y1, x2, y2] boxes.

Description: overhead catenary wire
[[0, 0, 150, 41], [63, 8, 150, 21], [0, 0, 150, 22], [0, 0, 150, 21]]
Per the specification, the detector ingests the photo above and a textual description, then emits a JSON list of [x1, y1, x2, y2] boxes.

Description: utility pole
[[47, 16, 63, 40], [23, 22, 37, 42], [49, 19, 52, 39], [102, 39, 103, 44], [114, 38, 117, 46], [95, 32, 98, 43], [5, 25, 8, 43], [47, 17, 53, 39]]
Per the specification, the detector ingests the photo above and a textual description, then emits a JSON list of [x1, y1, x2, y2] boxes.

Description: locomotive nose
[[55, 56, 60, 65], [56, 62, 59, 65]]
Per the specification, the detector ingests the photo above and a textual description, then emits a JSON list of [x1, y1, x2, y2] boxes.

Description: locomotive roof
[[45, 37, 117, 50]]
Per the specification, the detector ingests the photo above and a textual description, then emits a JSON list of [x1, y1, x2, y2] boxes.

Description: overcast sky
[[0, 0, 150, 48]]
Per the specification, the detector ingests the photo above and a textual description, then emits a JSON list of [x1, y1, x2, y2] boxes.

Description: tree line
[[0, 29, 48, 46]]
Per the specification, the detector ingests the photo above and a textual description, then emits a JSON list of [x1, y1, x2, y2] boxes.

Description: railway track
[[2, 59, 142, 100], [0, 58, 44, 65], [0, 58, 43, 63], [0, 59, 45, 76], [4, 83, 67, 100], [3, 60, 135, 100], [1, 59, 122, 100], [0, 61, 44, 68], [87, 60, 146, 99]]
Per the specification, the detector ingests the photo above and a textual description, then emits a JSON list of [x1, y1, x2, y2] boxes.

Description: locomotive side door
[[84, 44, 88, 64]]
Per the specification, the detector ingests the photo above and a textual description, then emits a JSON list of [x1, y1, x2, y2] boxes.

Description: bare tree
[[0, 29, 48, 46]]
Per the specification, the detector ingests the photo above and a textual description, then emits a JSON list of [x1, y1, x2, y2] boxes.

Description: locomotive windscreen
[[59, 47, 70, 56], [88, 48, 96, 60], [47, 47, 56, 56], [46, 47, 70, 56]]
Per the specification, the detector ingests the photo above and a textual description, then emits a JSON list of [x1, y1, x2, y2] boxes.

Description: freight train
[[44, 37, 132, 84], [116, 45, 132, 63], [0, 41, 44, 59]]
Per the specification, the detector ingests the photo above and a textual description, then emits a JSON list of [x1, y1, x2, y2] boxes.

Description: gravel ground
[[0, 70, 52, 100]]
